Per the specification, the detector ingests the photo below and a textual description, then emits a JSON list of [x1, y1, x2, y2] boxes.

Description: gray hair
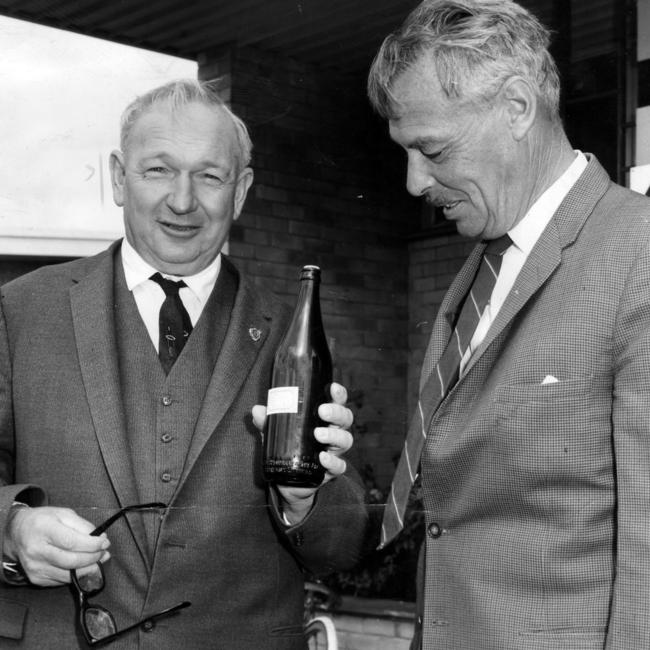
[[119, 78, 253, 169], [368, 0, 560, 121]]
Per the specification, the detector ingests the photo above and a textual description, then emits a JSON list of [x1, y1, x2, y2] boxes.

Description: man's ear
[[500, 76, 537, 141], [109, 150, 126, 207], [233, 167, 254, 221]]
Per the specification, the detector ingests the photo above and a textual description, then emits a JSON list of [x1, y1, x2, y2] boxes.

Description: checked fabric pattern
[[151, 272, 193, 374], [380, 235, 512, 548]]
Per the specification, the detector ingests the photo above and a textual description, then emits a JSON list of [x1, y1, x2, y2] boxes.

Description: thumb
[[252, 404, 267, 433]]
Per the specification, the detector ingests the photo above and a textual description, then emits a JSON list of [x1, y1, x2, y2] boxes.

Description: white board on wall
[[630, 164, 650, 195], [0, 16, 197, 257], [639, 0, 650, 61], [636, 106, 650, 167]]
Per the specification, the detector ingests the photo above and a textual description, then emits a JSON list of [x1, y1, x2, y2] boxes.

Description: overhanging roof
[[0, 0, 420, 75], [0, 0, 616, 78]]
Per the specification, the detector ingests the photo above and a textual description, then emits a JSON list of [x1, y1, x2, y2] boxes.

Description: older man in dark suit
[[0, 79, 366, 648], [369, 1, 650, 648]]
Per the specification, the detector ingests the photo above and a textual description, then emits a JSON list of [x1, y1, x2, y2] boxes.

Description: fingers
[[318, 402, 353, 429], [316, 383, 353, 479], [319, 450, 347, 478], [8, 507, 110, 587], [315, 427, 351, 479], [74, 562, 104, 586], [315, 426, 353, 453], [329, 382, 348, 405]]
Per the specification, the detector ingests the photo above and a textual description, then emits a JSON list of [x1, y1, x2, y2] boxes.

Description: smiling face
[[110, 101, 253, 276], [388, 57, 526, 240]]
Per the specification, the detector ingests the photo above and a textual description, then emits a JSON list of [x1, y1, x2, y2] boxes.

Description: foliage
[[323, 464, 424, 602]]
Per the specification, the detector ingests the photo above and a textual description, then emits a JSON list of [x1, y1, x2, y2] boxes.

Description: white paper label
[[266, 386, 299, 415]]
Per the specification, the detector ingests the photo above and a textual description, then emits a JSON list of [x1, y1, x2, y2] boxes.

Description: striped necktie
[[150, 273, 193, 374], [379, 235, 511, 548]]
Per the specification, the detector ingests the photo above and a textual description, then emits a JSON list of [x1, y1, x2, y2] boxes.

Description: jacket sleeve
[[267, 465, 368, 575], [0, 293, 47, 584], [607, 238, 650, 647]]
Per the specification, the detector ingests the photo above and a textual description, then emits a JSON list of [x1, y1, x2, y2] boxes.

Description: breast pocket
[[519, 626, 606, 650], [493, 377, 612, 480]]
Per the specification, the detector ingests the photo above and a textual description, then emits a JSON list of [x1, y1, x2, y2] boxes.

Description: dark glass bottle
[[263, 265, 332, 487]]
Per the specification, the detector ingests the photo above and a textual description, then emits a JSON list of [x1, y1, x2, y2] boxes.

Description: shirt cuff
[[3, 502, 28, 584]]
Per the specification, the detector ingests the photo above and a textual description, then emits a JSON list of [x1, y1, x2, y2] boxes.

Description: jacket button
[[162, 395, 173, 406], [141, 619, 155, 632], [161, 433, 173, 443], [427, 523, 442, 539], [161, 472, 172, 483]]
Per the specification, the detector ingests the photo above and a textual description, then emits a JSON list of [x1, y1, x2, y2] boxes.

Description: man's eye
[[201, 173, 224, 185], [144, 167, 169, 176], [422, 150, 442, 161]]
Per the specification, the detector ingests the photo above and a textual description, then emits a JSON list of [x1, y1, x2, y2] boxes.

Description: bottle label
[[266, 386, 300, 415]]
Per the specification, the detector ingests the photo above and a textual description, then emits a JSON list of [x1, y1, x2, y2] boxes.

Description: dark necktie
[[380, 235, 512, 548], [150, 273, 193, 374]]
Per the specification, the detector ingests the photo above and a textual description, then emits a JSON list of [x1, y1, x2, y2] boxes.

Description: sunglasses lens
[[76, 565, 104, 595], [84, 606, 117, 640]]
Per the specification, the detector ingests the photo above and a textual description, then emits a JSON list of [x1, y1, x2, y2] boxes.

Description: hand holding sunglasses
[[70, 503, 191, 647]]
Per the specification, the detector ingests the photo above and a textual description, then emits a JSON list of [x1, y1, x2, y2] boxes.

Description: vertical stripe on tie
[[378, 235, 511, 548]]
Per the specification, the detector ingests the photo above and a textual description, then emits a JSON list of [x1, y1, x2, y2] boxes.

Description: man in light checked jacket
[[368, 0, 650, 648]]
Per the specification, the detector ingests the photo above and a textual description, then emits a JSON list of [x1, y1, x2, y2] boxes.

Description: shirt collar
[[120, 237, 220, 305], [508, 151, 588, 255]]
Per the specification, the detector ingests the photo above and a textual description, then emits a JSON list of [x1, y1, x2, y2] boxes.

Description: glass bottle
[[263, 265, 332, 487]]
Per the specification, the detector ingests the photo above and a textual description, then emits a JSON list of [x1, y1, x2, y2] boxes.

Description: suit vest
[[113, 256, 238, 552]]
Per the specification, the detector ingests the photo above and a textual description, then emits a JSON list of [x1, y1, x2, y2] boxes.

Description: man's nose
[[405, 152, 435, 198], [167, 174, 197, 214]]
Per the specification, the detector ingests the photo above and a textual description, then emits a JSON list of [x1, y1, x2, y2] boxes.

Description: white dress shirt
[[460, 151, 588, 374], [121, 238, 220, 352]]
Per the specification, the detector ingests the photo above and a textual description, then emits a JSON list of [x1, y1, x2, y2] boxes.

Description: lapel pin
[[249, 327, 262, 342]]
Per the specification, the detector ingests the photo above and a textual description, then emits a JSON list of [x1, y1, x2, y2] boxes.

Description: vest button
[[427, 523, 442, 539], [162, 395, 173, 406], [141, 619, 155, 632], [161, 472, 172, 483], [293, 532, 304, 547], [161, 433, 173, 443]]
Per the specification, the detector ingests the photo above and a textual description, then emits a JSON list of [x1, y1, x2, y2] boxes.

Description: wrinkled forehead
[[387, 61, 460, 133], [129, 101, 237, 143], [126, 102, 241, 167]]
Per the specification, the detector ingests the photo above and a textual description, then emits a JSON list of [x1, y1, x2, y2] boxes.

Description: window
[[0, 16, 196, 257]]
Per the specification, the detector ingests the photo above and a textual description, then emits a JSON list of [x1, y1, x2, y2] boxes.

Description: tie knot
[[150, 272, 186, 297], [483, 234, 512, 256]]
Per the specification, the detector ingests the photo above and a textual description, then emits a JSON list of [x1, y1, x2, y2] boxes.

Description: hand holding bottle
[[252, 381, 354, 524], [262, 266, 335, 487]]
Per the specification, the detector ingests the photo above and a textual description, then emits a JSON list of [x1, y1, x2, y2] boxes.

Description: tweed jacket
[[0, 243, 366, 649], [415, 155, 650, 650]]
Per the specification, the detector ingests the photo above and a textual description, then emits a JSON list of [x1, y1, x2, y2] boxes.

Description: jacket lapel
[[421, 155, 611, 387], [70, 243, 149, 562], [178, 269, 274, 488], [461, 155, 610, 378], [460, 224, 561, 378]]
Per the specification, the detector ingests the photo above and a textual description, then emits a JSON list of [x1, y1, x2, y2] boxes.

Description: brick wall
[[199, 46, 419, 488], [407, 233, 475, 413]]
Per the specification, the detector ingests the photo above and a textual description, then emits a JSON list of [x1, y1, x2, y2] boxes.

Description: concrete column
[[634, 0, 650, 190]]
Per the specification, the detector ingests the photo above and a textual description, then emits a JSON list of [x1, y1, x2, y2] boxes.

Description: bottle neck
[[292, 277, 320, 330], [297, 276, 318, 305]]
